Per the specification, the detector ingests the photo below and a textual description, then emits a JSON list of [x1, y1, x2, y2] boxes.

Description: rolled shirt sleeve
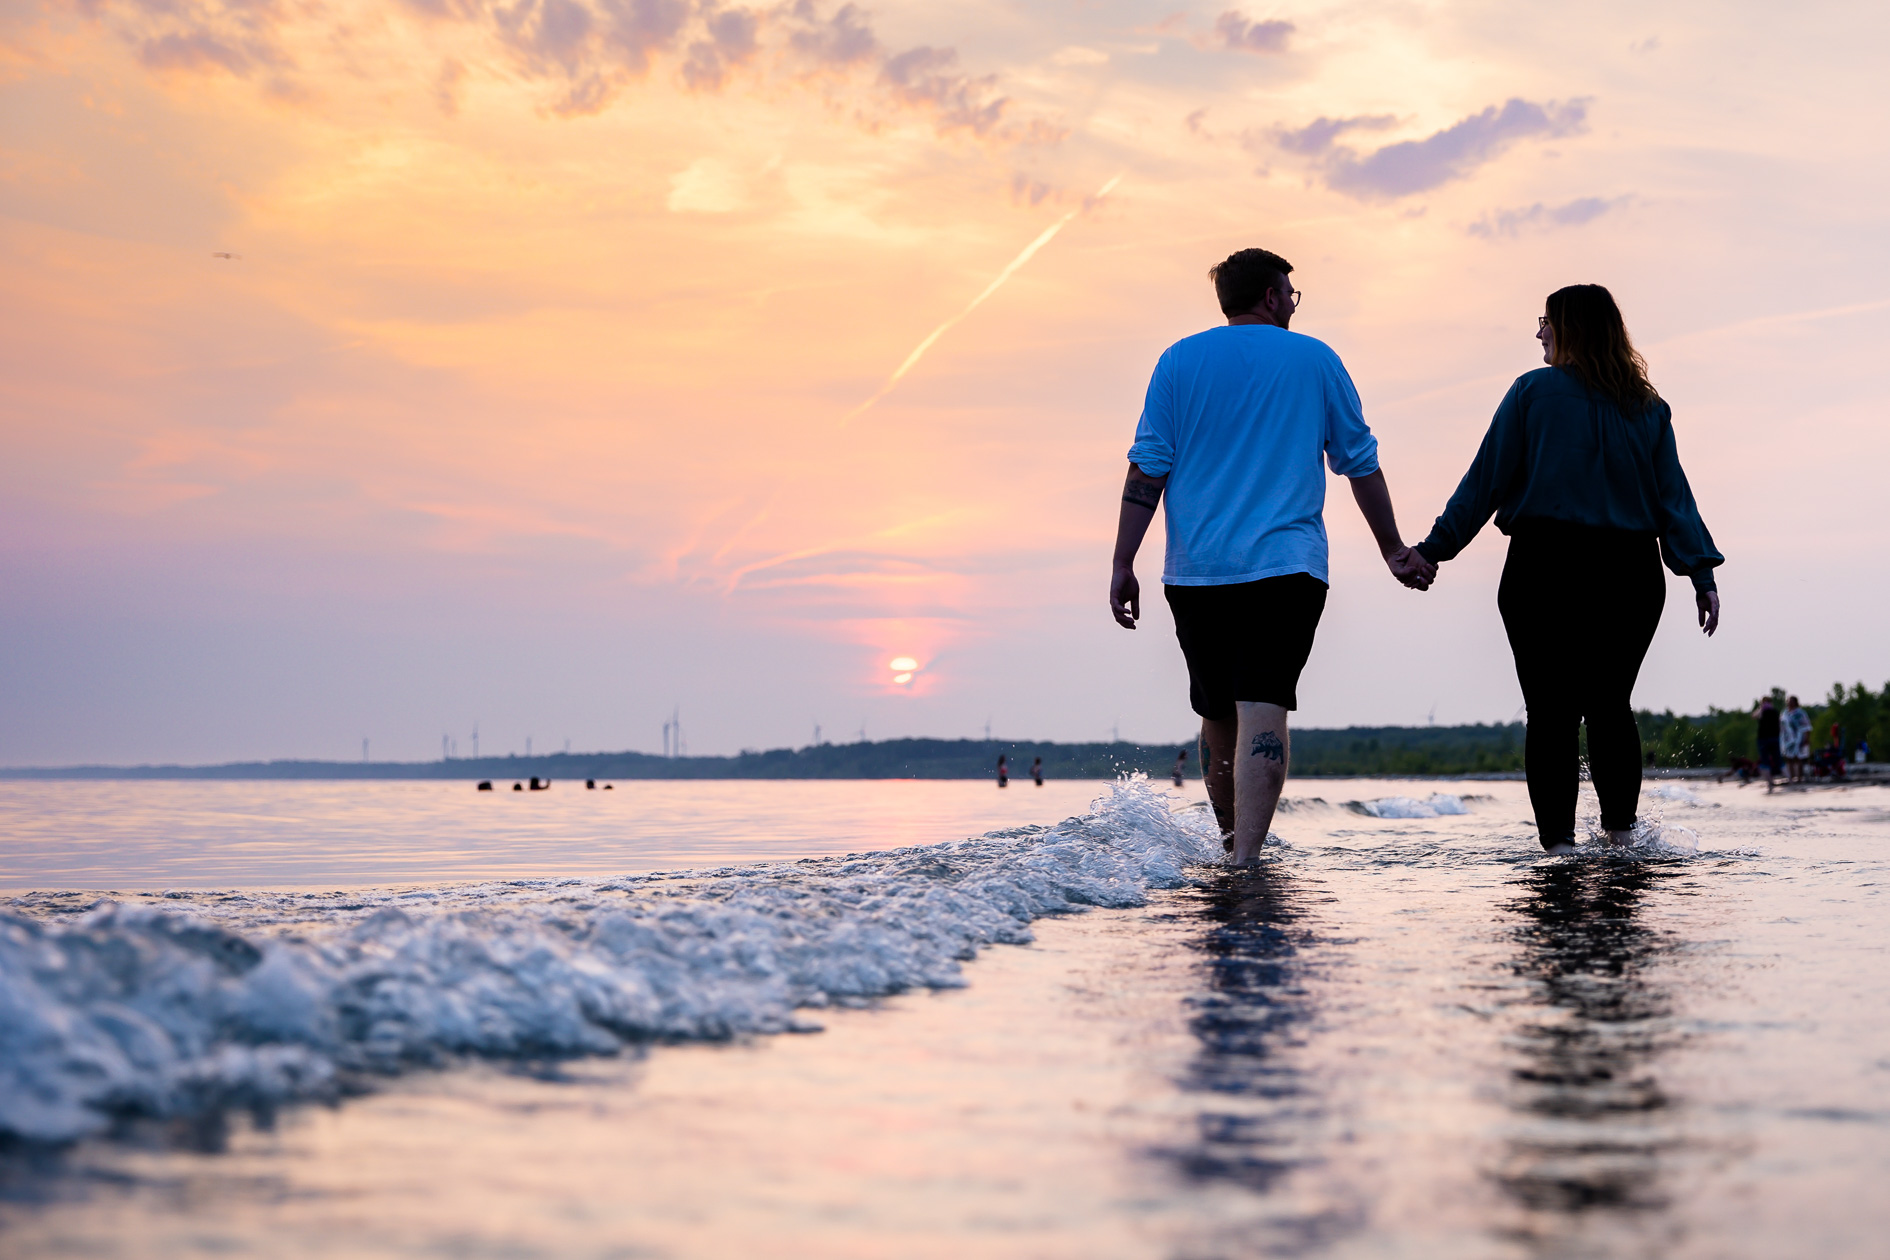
[[1321, 352, 1379, 478], [1125, 349, 1176, 477]]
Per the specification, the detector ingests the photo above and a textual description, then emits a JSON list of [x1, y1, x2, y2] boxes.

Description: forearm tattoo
[[1250, 731, 1285, 762], [1121, 477, 1163, 510]]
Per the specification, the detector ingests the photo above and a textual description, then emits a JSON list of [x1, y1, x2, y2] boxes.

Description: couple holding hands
[[1110, 248, 1722, 862]]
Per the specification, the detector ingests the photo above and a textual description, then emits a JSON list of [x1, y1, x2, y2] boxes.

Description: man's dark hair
[[1208, 248, 1293, 316]]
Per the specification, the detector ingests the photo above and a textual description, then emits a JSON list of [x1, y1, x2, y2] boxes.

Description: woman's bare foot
[[1605, 828, 1634, 848]]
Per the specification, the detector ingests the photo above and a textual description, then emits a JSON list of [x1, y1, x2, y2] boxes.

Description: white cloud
[[667, 158, 747, 212]]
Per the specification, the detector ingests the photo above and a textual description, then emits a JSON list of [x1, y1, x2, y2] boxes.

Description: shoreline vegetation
[[6, 684, 1883, 780]]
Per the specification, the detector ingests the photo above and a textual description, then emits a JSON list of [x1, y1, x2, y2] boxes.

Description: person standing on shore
[[1109, 248, 1433, 865], [1754, 696, 1781, 791], [1413, 284, 1722, 853], [1781, 695, 1812, 783]]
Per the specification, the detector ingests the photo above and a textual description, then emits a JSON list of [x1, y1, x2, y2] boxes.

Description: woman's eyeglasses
[[1538, 316, 1550, 329]]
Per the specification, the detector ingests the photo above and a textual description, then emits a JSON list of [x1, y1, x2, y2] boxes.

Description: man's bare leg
[[1200, 716, 1237, 844], [1232, 701, 1290, 865]]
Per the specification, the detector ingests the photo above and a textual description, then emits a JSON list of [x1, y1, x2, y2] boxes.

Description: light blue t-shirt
[[1126, 324, 1378, 586]]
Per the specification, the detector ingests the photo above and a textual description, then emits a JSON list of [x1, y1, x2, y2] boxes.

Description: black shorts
[[1165, 573, 1328, 718]]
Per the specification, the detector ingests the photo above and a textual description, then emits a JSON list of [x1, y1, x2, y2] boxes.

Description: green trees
[[1638, 681, 1890, 767], [1811, 682, 1888, 759], [1636, 709, 1734, 768]]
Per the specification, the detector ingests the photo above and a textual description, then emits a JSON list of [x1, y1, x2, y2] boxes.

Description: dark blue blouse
[[1415, 366, 1723, 592]]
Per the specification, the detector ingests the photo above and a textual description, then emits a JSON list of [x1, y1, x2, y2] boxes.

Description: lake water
[[3, 775, 1887, 1257], [0, 777, 1135, 889]]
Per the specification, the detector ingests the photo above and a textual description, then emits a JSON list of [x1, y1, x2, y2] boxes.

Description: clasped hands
[[1386, 545, 1437, 591]]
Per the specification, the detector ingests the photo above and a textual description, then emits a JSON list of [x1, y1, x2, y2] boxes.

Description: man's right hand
[[1110, 565, 1142, 628], [1387, 546, 1437, 590]]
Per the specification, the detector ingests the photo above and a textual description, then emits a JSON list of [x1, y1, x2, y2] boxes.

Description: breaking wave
[[1347, 793, 1473, 819], [0, 780, 1217, 1144], [1645, 784, 1712, 807]]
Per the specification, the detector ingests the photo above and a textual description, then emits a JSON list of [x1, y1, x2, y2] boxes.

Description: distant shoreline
[[0, 725, 1671, 781], [13, 726, 1872, 783]]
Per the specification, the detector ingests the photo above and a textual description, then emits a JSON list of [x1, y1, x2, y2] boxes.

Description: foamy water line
[[0, 780, 1219, 1144]]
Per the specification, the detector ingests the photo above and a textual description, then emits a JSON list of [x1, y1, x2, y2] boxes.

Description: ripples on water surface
[[2, 776, 1886, 1257]]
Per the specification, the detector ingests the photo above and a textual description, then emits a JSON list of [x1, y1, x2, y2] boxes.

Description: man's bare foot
[[1605, 829, 1634, 848]]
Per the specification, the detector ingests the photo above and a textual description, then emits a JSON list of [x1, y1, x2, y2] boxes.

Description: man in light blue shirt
[[1110, 248, 1433, 864]]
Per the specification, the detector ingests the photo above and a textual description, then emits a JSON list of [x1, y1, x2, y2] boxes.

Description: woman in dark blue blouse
[[1414, 285, 1722, 853]]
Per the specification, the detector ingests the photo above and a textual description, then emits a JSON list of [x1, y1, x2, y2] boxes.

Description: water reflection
[[1495, 861, 1683, 1247], [1160, 865, 1323, 1197]]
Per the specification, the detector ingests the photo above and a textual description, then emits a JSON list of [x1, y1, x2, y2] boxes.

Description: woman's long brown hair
[[1544, 284, 1657, 415]]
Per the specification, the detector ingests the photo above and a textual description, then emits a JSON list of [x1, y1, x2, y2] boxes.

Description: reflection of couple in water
[[1111, 249, 1723, 861], [1168, 855, 1679, 1247]]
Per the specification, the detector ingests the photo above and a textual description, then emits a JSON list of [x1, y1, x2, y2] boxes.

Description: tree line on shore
[[1635, 681, 1887, 769]]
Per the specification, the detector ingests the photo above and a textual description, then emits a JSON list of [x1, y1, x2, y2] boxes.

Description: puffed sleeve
[[1649, 402, 1723, 593]]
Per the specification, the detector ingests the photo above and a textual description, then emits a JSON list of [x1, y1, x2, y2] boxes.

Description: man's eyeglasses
[[1283, 289, 1303, 309]]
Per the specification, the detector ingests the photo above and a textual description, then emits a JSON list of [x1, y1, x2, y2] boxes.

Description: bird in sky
[[210, 252, 241, 260]]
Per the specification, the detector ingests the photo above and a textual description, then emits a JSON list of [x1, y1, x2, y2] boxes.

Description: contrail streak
[[842, 174, 1124, 425]]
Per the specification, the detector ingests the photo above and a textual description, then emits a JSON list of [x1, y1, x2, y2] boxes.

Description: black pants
[[1498, 525, 1665, 847]]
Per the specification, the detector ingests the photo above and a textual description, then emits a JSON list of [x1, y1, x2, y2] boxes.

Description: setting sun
[[889, 658, 919, 672]]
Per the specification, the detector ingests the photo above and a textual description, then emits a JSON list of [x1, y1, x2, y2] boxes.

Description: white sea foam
[[1646, 784, 1710, 806], [0, 780, 1217, 1144], [1618, 815, 1701, 853], [1350, 794, 1471, 819]]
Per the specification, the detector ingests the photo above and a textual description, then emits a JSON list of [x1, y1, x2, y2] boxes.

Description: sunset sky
[[3, 0, 1886, 764]]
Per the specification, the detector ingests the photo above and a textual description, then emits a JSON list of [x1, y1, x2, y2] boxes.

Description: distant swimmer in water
[[1110, 248, 1433, 866], [1413, 284, 1722, 854], [996, 754, 1009, 787], [1172, 748, 1188, 787], [1031, 756, 1043, 786]]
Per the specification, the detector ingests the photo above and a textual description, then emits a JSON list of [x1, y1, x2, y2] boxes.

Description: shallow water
[[0, 777, 1123, 889], [3, 776, 1887, 1257]]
